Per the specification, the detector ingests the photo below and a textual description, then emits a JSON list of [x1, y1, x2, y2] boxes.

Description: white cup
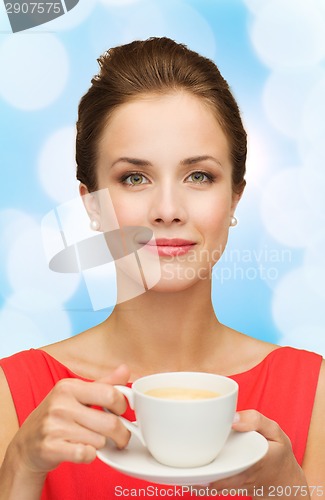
[[112, 372, 238, 468]]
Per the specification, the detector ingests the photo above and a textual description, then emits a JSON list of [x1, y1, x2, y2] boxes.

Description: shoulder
[[238, 334, 323, 372], [267, 345, 322, 367], [0, 366, 19, 464], [0, 347, 78, 426], [0, 348, 62, 377], [221, 327, 279, 375], [39, 325, 110, 380], [313, 358, 325, 417], [252, 344, 323, 383], [302, 359, 325, 483], [227, 330, 322, 383]]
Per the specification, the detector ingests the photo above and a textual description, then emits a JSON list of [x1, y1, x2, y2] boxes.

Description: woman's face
[[93, 91, 240, 292]]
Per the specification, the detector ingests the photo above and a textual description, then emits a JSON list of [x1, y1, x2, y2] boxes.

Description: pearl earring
[[230, 216, 238, 227], [90, 219, 100, 231]]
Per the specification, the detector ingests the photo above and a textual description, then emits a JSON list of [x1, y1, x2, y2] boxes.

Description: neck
[[103, 279, 224, 375]]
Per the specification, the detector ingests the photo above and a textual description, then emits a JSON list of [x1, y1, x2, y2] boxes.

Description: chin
[[148, 281, 197, 294], [147, 271, 211, 294]]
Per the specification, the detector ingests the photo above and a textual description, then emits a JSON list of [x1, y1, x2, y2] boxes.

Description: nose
[[148, 182, 187, 226]]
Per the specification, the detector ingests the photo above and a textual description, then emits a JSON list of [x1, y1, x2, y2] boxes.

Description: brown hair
[[76, 37, 246, 194]]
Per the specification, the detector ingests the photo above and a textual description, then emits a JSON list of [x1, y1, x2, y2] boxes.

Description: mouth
[[141, 238, 197, 257]]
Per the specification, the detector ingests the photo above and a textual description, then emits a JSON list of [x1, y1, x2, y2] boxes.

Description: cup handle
[[103, 385, 146, 447]]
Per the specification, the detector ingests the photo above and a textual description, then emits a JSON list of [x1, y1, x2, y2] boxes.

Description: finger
[[64, 421, 107, 450], [59, 442, 98, 464], [72, 406, 131, 449], [232, 410, 283, 441], [40, 439, 97, 467], [208, 470, 253, 491], [65, 417, 130, 450], [97, 364, 130, 386], [54, 378, 128, 415]]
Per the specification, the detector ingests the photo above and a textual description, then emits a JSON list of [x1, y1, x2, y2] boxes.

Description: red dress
[[0, 347, 322, 499]]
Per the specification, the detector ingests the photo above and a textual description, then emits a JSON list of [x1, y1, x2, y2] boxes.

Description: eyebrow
[[111, 155, 222, 168], [180, 155, 222, 167], [112, 157, 151, 168]]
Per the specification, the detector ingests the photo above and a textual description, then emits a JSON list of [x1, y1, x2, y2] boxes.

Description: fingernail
[[233, 412, 240, 423]]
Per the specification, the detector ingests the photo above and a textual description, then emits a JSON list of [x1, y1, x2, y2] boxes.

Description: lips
[[142, 238, 196, 256]]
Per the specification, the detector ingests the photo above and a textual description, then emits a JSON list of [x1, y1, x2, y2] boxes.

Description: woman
[[0, 37, 324, 499]]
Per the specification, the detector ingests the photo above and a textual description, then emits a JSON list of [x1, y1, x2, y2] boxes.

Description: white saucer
[[97, 429, 268, 485]]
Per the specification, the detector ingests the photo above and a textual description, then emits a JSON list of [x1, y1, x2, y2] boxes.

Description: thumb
[[98, 364, 131, 386], [232, 410, 283, 442]]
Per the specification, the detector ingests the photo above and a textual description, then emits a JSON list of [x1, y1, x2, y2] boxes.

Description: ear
[[79, 183, 101, 223], [230, 186, 244, 216]]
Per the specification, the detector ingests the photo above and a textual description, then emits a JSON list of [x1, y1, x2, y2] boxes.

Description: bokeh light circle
[[38, 126, 79, 203], [272, 268, 324, 335], [0, 308, 43, 358], [251, 0, 325, 69], [304, 232, 325, 301], [0, 34, 69, 110], [279, 325, 325, 356], [7, 219, 80, 303], [262, 67, 325, 138], [301, 75, 325, 150], [100, 0, 143, 5], [90, 0, 216, 61], [260, 168, 320, 247], [0, 290, 72, 357], [242, 0, 271, 14]]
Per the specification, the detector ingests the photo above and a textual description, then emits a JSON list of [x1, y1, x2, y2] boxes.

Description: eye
[[122, 173, 149, 186], [186, 171, 214, 183]]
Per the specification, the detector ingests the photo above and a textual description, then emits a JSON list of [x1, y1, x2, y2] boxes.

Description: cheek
[[195, 199, 231, 264], [197, 198, 230, 234], [109, 195, 145, 228], [203, 219, 229, 254]]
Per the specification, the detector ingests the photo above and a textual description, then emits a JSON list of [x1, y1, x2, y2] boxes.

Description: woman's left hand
[[199, 410, 309, 498]]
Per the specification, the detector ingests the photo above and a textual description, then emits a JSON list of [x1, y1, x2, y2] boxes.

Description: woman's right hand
[[7, 364, 131, 476]]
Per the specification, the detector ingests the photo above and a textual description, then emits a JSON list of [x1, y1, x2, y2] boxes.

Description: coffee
[[145, 387, 219, 400]]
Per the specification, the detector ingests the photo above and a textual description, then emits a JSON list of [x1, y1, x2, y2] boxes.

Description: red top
[[0, 347, 322, 499]]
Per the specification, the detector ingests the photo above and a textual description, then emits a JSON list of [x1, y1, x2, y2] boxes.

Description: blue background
[[0, 0, 324, 357]]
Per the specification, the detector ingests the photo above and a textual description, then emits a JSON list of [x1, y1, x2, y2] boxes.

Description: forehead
[[98, 91, 230, 164]]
